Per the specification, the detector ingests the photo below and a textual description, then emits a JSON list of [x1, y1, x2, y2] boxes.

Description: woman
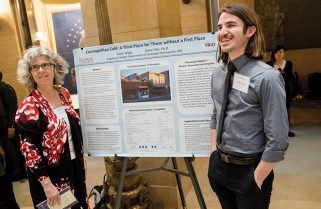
[[267, 45, 296, 137], [15, 46, 88, 208]]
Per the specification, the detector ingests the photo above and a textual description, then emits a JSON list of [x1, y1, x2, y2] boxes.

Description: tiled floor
[[13, 105, 321, 209]]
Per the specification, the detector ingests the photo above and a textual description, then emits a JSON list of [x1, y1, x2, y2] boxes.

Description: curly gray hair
[[17, 46, 69, 90]]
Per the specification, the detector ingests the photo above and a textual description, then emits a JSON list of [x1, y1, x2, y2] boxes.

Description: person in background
[[0, 134, 5, 176], [15, 46, 88, 209], [0, 71, 27, 181], [208, 3, 289, 209], [0, 97, 20, 209], [0, 71, 17, 139], [267, 45, 296, 137]]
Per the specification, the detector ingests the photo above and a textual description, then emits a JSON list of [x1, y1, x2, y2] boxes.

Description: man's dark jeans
[[208, 150, 274, 209]]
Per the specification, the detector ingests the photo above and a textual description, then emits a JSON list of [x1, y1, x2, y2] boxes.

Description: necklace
[[38, 88, 62, 108], [52, 93, 62, 108]]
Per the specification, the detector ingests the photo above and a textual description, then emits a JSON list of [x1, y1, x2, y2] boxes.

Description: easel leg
[[114, 157, 128, 209], [172, 157, 187, 209], [184, 157, 207, 209]]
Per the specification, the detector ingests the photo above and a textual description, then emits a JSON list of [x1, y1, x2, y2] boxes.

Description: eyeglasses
[[30, 63, 55, 72]]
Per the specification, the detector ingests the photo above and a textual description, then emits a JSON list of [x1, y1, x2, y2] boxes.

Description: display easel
[[114, 156, 207, 209]]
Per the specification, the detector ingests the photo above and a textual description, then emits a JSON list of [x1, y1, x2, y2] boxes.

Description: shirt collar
[[229, 54, 251, 72]]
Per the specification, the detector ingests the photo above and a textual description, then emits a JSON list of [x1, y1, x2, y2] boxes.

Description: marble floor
[[12, 105, 321, 209]]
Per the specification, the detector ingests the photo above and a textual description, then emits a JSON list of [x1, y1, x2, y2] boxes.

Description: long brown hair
[[218, 3, 266, 63]]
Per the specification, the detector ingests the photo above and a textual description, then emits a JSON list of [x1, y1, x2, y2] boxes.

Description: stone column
[[95, 0, 113, 45]]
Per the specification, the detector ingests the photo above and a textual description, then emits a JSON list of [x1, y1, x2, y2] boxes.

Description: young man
[[208, 4, 289, 209]]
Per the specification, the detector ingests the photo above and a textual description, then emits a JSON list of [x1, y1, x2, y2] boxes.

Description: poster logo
[[202, 42, 216, 51], [79, 57, 93, 64]]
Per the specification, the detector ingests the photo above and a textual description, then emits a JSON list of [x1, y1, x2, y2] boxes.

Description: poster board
[[73, 33, 218, 157]]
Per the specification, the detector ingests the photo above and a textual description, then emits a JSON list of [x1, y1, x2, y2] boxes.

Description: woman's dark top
[[267, 60, 297, 107]]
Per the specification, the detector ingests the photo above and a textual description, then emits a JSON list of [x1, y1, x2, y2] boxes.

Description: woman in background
[[267, 45, 296, 137], [15, 46, 88, 208]]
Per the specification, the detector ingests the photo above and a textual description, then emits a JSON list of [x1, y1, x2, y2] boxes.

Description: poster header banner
[[74, 33, 217, 66]]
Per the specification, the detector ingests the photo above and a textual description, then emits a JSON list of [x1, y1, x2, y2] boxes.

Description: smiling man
[[207, 3, 289, 209]]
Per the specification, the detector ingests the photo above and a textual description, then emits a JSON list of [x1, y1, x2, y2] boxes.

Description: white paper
[[232, 72, 250, 93], [86, 126, 121, 154], [78, 66, 119, 124], [175, 56, 215, 114], [179, 118, 211, 152], [123, 107, 175, 154]]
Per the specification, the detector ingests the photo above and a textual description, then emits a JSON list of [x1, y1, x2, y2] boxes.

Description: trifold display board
[[73, 32, 219, 157]]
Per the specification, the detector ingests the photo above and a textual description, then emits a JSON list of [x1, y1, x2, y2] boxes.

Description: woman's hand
[[40, 177, 61, 207]]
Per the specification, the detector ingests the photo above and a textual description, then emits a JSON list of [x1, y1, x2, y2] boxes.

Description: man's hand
[[8, 127, 15, 138], [254, 172, 264, 189], [254, 161, 276, 189], [210, 129, 217, 152]]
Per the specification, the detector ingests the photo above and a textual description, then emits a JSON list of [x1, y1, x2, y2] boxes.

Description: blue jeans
[[208, 150, 274, 209]]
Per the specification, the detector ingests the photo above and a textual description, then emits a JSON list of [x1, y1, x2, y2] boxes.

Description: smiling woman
[[15, 46, 88, 209], [17, 47, 68, 90]]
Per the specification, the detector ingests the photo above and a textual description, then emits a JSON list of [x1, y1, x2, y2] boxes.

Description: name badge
[[232, 73, 250, 93]]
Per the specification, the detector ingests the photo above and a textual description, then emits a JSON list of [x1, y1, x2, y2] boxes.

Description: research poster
[[73, 32, 219, 157]]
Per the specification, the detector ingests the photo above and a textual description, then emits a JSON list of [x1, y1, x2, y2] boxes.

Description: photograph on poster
[[120, 67, 171, 103]]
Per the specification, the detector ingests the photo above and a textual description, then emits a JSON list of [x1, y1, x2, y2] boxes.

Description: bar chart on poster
[[73, 32, 218, 157]]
